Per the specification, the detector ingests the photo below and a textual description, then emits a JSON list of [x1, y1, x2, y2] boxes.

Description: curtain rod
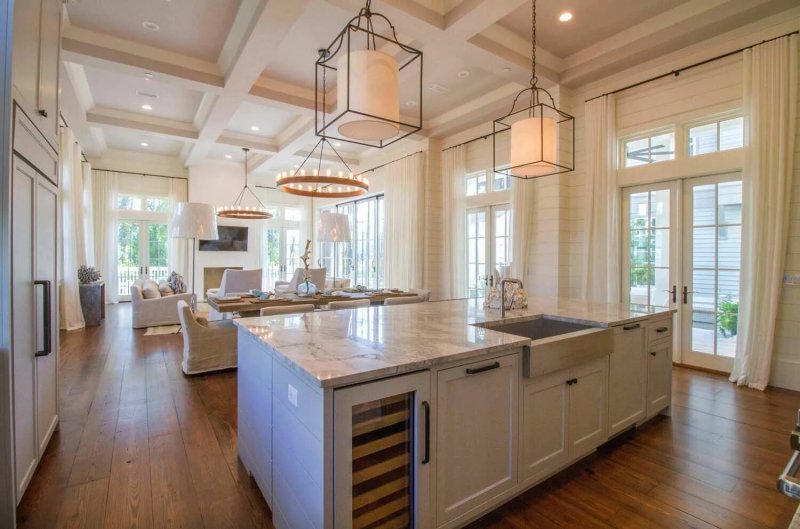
[[584, 30, 799, 104], [441, 132, 498, 153], [354, 150, 423, 176], [91, 168, 188, 181]]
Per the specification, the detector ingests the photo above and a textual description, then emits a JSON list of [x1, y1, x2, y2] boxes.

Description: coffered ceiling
[[60, 0, 798, 176]]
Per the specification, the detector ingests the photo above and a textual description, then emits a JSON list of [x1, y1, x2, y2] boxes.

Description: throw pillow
[[158, 280, 174, 296], [141, 279, 160, 299], [167, 271, 187, 294]]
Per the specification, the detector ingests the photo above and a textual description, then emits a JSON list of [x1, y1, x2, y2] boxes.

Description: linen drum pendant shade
[[510, 116, 558, 177], [317, 212, 352, 243], [336, 50, 400, 141], [170, 202, 218, 240]]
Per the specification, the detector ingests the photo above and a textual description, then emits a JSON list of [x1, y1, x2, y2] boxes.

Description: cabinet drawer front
[[647, 317, 673, 344], [436, 352, 520, 525], [13, 106, 57, 186]]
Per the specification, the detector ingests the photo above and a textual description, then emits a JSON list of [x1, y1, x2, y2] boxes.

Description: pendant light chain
[[530, 0, 537, 89]]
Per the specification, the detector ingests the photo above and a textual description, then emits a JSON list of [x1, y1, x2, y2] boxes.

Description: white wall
[[188, 160, 311, 296]]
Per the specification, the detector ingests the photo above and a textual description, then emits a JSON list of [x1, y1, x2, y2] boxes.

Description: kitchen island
[[234, 297, 675, 529]]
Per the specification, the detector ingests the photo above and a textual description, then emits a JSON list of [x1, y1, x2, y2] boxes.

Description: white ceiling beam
[[426, 81, 526, 138], [217, 131, 279, 154], [444, 0, 527, 40], [86, 107, 198, 141], [62, 24, 224, 92], [184, 0, 311, 166]]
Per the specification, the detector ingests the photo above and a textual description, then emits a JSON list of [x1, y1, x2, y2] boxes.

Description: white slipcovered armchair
[[206, 268, 263, 320], [275, 267, 326, 294], [177, 300, 237, 375], [130, 283, 194, 329]]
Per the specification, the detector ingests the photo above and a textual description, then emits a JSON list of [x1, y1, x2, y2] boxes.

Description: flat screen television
[[199, 226, 248, 252]]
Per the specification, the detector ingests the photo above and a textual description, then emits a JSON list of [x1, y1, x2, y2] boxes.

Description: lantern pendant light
[[316, 0, 423, 148], [493, 0, 574, 179], [276, 137, 369, 198], [217, 148, 273, 220]]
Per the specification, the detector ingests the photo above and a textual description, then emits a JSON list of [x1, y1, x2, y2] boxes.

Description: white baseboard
[[770, 356, 800, 391]]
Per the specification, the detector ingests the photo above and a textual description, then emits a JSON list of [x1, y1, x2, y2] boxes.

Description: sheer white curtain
[[384, 153, 425, 290], [60, 128, 86, 330], [81, 161, 95, 267], [168, 178, 190, 279], [510, 178, 535, 285], [92, 170, 120, 303], [730, 34, 798, 390], [581, 94, 620, 303], [441, 145, 466, 299]]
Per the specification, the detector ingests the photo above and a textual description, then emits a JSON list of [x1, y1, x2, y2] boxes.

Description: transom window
[[116, 194, 169, 213], [623, 131, 676, 168], [688, 117, 744, 156], [466, 170, 510, 197]]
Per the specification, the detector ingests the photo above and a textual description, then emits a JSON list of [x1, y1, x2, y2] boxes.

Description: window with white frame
[[688, 116, 744, 156], [466, 169, 510, 196], [262, 204, 306, 288], [623, 131, 676, 168], [319, 194, 385, 290]]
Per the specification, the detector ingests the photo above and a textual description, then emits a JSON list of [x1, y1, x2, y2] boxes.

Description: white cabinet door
[[11, 0, 41, 114], [35, 175, 58, 454], [608, 324, 646, 436], [36, 0, 61, 145], [521, 369, 569, 484], [436, 353, 519, 526], [12, 157, 37, 503], [568, 357, 608, 460], [647, 342, 672, 417], [334, 370, 431, 529]]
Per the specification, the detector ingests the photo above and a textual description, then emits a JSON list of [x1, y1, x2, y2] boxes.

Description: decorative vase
[[297, 281, 318, 297]]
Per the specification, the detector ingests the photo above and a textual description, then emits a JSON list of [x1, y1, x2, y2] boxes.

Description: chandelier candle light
[[315, 0, 423, 148], [276, 137, 369, 198], [217, 147, 273, 220], [493, 0, 574, 179]]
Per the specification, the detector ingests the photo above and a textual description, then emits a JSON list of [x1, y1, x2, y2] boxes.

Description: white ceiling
[[499, 0, 690, 58], [83, 65, 203, 122], [61, 0, 800, 171], [65, 0, 241, 62]]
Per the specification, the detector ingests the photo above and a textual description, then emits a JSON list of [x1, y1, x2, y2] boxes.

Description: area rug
[[144, 325, 182, 336]]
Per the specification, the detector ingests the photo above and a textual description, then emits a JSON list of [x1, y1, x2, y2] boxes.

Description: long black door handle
[[465, 361, 501, 375], [421, 401, 430, 464], [682, 286, 694, 304], [34, 280, 51, 357]]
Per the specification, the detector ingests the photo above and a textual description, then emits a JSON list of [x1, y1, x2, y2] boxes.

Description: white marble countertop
[[233, 297, 675, 389]]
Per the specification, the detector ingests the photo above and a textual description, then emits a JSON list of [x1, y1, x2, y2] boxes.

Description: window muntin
[[689, 117, 743, 156], [624, 132, 676, 168], [465, 169, 510, 197]]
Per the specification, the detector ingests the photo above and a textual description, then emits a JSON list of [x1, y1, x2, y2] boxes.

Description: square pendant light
[[315, 2, 423, 149]]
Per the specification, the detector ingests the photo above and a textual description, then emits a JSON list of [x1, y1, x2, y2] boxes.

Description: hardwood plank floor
[[16, 304, 800, 528]]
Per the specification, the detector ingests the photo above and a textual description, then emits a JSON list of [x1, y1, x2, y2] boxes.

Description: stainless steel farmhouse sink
[[475, 316, 613, 377]]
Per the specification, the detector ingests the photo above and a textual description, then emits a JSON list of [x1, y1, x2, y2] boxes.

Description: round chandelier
[[217, 148, 273, 220], [493, 0, 574, 179], [276, 137, 369, 198]]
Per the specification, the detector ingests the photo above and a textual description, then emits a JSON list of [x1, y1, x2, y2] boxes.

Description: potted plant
[[717, 297, 738, 338]]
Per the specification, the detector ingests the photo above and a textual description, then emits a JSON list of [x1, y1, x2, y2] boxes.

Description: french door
[[622, 173, 742, 372], [466, 205, 512, 298], [117, 220, 169, 301], [263, 227, 302, 288]]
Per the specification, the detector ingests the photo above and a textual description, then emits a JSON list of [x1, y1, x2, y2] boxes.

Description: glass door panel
[[682, 175, 741, 371], [146, 222, 169, 283], [284, 228, 302, 282], [264, 228, 282, 288], [117, 221, 141, 300], [466, 208, 487, 298]]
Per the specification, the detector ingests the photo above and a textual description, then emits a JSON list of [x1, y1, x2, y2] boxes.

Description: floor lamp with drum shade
[[170, 202, 218, 302], [317, 211, 351, 289]]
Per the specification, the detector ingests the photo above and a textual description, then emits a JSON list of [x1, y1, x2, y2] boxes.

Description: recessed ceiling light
[[559, 11, 573, 22], [405, 100, 417, 107], [502, 67, 512, 73], [142, 21, 160, 31], [457, 70, 470, 78], [250, 125, 260, 132], [293, 164, 300, 169], [136, 91, 158, 99], [141, 104, 152, 110], [144, 72, 153, 80], [334, 142, 342, 147], [225, 154, 233, 159], [140, 142, 149, 147]]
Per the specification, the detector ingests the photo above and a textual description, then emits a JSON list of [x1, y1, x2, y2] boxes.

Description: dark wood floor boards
[[16, 304, 800, 529]]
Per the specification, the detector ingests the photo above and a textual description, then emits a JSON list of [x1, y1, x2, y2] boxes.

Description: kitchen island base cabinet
[[435, 353, 520, 527], [608, 324, 647, 436], [333, 370, 431, 529], [522, 357, 608, 485], [647, 341, 672, 418]]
